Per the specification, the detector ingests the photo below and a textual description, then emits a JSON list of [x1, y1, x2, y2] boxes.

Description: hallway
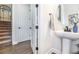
[[0, 40, 33, 54]]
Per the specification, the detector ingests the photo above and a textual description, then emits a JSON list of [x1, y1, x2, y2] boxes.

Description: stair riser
[[0, 21, 11, 24], [0, 31, 11, 33], [0, 23, 11, 27], [0, 28, 11, 30], [0, 30, 11, 32], [0, 24, 11, 26], [0, 24, 11, 25], [0, 26, 11, 28], [0, 27, 11, 29]]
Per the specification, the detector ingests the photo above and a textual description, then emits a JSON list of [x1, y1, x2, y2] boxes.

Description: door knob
[[29, 27, 32, 29], [18, 27, 21, 29]]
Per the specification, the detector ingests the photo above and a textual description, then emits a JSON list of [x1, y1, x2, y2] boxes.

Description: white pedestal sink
[[55, 31, 79, 40], [54, 31, 79, 54]]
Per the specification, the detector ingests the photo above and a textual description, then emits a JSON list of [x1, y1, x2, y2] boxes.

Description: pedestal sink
[[55, 31, 79, 40], [54, 31, 79, 54]]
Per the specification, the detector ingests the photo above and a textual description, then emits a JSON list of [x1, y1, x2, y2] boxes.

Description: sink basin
[[54, 31, 79, 40]]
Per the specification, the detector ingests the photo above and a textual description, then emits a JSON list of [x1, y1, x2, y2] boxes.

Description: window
[[0, 5, 11, 21]]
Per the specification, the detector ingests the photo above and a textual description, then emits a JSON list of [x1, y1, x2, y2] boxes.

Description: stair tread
[[0, 26, 11, 28], [0, 32, 11, 35], [0, 34, 11, 37], [0, 36, 11, 39], [0, 21, 11, 24], [0, 32, 11, 34], [0, 40, 11, 44], [0, 38, 11, 41], [0, 40, 11, 49], [0, 29, 12, 32], [0, 29, 11, 30], [0, 30, 11, 33], [0, 31, 11, 33], [0, 24, 11, 26], [0, 24, 11, 25], [0, 27, 11, 30], [0, 41, 12, 49], [0, 24, 11, 27], [0, 30, 11, 31]]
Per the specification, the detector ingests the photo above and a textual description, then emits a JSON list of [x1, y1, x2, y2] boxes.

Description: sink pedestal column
[[62, 39, 71, 54]]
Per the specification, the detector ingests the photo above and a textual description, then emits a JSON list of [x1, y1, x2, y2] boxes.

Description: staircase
[[0, 21, 12, 48]]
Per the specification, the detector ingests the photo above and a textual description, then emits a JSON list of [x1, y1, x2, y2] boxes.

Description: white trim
[[0, 40, 11, 44], [12, 39, 30, 45], [12, 41, 18, 45]]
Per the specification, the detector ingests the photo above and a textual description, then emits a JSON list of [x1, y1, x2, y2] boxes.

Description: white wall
[[38, 4, 63, 54], [63, 4, 79, 26], [30, 4, 37, 53], [12, 4, 30, 45]]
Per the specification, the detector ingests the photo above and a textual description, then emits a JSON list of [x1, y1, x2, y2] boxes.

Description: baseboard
[[12, 41, 18, 45], [18, 39, 30, 43], [12, 39, 30, 45]]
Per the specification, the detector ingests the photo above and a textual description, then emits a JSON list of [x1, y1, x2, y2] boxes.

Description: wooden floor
[[0, 40, 33, 54]]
